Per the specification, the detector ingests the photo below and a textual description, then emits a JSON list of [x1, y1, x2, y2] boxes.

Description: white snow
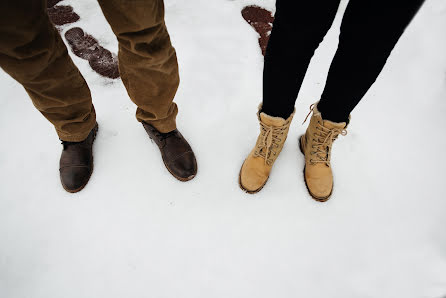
[[1, 0, 446, 297]]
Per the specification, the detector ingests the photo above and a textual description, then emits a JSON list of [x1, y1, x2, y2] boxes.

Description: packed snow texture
[[1, 0, 446, 297]]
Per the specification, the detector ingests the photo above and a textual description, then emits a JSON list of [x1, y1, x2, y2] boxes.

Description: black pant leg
[[262, 0, 341, 118], [318, 0, 424, 123]]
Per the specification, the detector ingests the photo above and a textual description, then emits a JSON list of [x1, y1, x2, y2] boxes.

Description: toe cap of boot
[[305, 173, 333, 201], [239, 158, 270, 193], [60, 167, 92, 193], [166, 151, 197, 181]]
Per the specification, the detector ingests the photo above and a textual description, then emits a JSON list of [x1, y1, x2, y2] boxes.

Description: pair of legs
[[240, 0, 423, 199], [0, 0, 197, 192], [262, 0, 424, 121], [0, 0, 179, 141]]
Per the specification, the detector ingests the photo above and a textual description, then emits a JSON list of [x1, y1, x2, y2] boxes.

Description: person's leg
[[317, 0, 424, 123], [301, 0, 424, 201], [0, 0, 98, 193], [262, 0, 341, 119], [0, 0, 96, 142], [97, 0, 179, 133], [97, 0, 197, 181], [239, 0, 341, 194]]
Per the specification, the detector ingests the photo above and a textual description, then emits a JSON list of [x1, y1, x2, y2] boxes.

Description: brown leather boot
[[59, 123, 98, 193], [142, 122, 197, 181]]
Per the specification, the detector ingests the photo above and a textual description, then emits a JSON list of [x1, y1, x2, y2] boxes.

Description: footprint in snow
[[241, 5, 274, 56]]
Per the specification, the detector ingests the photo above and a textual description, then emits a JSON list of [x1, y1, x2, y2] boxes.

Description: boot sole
[[148, 136, 197, 182], [299, 135, 332, 202], [238, 159, 268, 194], [61, 123, 99, 193]]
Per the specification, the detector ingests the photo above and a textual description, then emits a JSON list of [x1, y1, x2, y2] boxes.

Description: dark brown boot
[[59, 123, 98, 193], [142, 122, 197, 181]]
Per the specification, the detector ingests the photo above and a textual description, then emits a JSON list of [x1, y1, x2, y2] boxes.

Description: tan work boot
[[299, 102, 348, 202], [239, 107, 295, 193]]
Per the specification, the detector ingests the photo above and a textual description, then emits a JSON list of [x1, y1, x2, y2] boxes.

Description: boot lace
[[303, 104, 347, 166], [310, 123, 346, 166], [61, 140, 83, 150], [254, 121, 288, 165]]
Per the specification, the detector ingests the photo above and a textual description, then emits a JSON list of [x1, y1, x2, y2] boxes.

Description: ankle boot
[[59, 123, 98, 193], [299, 103, 347, 201], [239, 108, 294, 193], [142, 122, 197, 182]]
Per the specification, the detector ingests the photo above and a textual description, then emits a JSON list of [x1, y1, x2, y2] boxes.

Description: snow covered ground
[[1, 0, 446, 297]]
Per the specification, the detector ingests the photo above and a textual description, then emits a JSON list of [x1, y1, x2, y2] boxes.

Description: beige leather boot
[[239, 108, 294, 193], [299, 103, 348, 201]]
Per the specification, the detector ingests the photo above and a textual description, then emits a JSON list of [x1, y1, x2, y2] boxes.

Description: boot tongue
[[259, 112, 287, 126], [322, 119, 347, 130]]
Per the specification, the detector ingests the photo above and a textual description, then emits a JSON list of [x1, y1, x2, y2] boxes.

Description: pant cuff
[[139, 116, 177, 133], [136, 104, 178, 133], [56, 121, 97, 142]]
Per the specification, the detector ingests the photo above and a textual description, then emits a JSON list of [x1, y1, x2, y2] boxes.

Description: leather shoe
[[142, 122, 197, 181], [59, 123, 98, 193]]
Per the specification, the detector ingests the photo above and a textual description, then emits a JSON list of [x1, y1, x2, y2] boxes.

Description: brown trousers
[[0, 0, 179, 141]]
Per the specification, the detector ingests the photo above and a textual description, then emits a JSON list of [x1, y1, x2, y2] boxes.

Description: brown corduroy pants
[[0, 0, 179, 141]]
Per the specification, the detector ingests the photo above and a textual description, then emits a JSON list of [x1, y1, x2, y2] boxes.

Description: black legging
[[262, 0, 424, 122]]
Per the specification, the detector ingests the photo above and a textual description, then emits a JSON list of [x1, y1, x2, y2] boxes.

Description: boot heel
[[92, 123, 99, 141], [299, 135, 305, 154]]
